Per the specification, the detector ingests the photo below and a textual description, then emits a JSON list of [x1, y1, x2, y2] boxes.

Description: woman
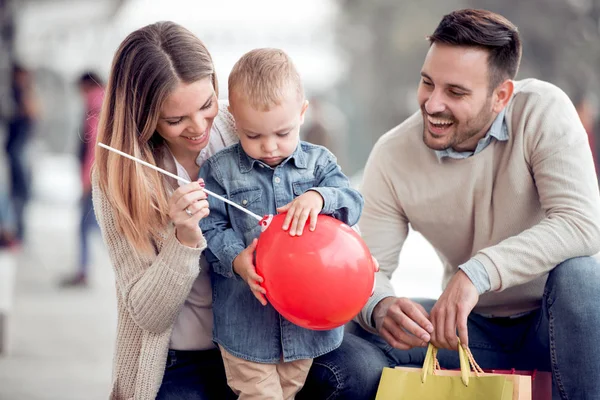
[[94, 21, 387, 400], [93, 21, 237, 399]]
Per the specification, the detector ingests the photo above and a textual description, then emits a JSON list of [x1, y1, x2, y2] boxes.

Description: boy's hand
[[232, 239, 267, 305], [277, 190, 324, 236]]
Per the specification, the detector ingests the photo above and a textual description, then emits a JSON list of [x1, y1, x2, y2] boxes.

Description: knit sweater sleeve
[[357, 134, 410, 332], [473, 82, 600, 291], [91, 171, 206, 334]]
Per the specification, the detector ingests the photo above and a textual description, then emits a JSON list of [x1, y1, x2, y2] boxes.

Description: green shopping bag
[[375, 341, 527, 400]]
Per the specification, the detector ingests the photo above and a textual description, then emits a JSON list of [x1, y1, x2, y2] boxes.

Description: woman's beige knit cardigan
[[93, 173, 206, 399]]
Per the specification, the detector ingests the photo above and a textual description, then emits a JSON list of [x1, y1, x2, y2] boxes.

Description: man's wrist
[[371, 296, 394, 330], [458, 259, 491, 295]]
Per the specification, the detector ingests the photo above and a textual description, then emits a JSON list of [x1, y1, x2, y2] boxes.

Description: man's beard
[[421, 98, 494, 151]]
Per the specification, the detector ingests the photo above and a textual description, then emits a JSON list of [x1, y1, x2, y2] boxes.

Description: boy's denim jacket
[[199, 141, 364, 362]]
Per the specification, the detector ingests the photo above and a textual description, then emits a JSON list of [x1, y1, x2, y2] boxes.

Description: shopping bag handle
[[421, 339, 484, 386]]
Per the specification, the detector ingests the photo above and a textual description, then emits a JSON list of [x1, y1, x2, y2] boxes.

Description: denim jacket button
[[274, 177, 281, 184], [242, 199, 248, 206]]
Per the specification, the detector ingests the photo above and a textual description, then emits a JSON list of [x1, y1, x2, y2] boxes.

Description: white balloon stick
[[97, 142, 263, 221]]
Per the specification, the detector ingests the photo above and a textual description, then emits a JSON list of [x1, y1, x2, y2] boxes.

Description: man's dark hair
[[428, 9, 522, 90], [78, 71, 104, 87]]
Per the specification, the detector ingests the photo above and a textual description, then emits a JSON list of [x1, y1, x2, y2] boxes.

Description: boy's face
[[230, 90, 308, 167]]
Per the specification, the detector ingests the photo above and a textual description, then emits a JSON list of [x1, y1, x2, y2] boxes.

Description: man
[[352, 9, 600, 399]]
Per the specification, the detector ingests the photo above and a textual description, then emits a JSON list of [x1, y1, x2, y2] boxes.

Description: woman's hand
[[168, 179, 209, 248], [232, 239, 267, 305]]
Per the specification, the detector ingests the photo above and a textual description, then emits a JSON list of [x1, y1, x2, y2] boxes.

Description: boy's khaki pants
[[219, 345, 313, 400]]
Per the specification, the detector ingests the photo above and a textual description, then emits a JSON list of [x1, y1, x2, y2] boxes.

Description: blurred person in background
[[60, 72, 105, 287], [93, 21, 382, 400], [353, 9, 600, 399], [302, 96, 349, 172], [574, 90, 599, 177], [5, 63, 39, 246]]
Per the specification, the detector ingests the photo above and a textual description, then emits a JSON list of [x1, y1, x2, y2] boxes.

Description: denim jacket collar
[[237, 142, 308, 173]]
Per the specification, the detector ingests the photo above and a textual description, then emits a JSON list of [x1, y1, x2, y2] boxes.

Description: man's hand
[[429, 270, 479, 350], [277, 190, 324, 236], [373, 297, 434, 350], [232, 239, 267, 306]]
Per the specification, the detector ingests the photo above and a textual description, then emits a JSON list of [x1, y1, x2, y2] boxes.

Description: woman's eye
[[201, 100, 213, 111], [166, 119, 183, 126]]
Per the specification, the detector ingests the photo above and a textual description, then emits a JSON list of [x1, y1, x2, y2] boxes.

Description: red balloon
[[255, 214, 376, 330]]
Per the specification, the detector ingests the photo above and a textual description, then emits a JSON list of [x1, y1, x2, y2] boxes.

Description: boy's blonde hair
[[228, 48, 304, 111]]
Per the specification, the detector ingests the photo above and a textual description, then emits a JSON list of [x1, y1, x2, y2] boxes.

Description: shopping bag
[[488, 369, 551, 400], [375, 341, 531, 400]]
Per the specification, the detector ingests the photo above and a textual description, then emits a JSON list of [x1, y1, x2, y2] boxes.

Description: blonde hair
[[95, 21, 218, 254], [228, 48, 304, 111]]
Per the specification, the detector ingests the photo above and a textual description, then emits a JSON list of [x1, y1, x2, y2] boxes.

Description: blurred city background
[[0, 0, 599, 398]]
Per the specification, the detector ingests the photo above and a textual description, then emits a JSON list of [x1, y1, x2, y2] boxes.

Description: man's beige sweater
[[358, 79, 600, 331]]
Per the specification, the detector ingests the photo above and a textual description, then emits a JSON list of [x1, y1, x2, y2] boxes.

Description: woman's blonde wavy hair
[[95, 21, 218, 254]]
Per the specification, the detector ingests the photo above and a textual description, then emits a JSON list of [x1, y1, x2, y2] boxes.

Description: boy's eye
[[277, 131, 290, 137], [246, 134, 259, 140]]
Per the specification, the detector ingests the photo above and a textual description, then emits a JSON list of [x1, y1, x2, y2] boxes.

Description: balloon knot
[[259, 214, 273, 232]]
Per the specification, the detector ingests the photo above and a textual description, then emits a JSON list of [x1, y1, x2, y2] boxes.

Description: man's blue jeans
[[299, 332, 389, 399], [348, 256, 600, 400]]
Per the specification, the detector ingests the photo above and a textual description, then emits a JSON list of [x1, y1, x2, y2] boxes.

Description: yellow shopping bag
[[375, 341, 531, 400]]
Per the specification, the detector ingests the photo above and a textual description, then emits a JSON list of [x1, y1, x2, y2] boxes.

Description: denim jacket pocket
[[229, 186, 263, 232], [292, 179, 316, 197]]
